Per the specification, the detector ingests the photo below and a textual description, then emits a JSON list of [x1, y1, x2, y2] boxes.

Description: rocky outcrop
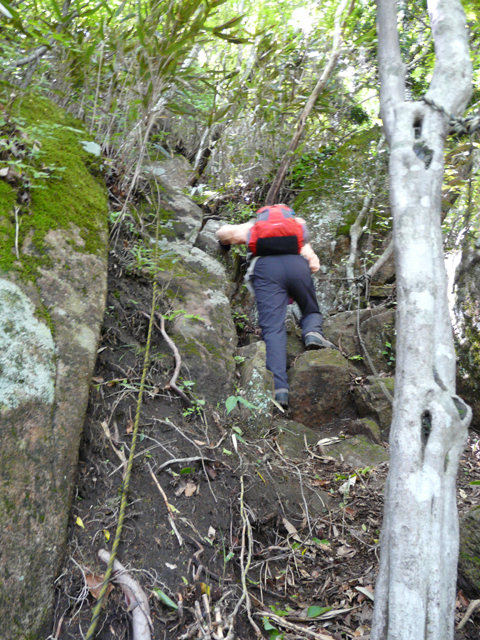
[[353, 376, 394, 439], [276, 419, 387, 467], [0, 95, 108, 639], [324, 307, 396, 374], [143, 167, 238, 407]]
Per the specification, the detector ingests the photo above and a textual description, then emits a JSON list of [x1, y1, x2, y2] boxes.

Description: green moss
[[0, 91, 108, 280]]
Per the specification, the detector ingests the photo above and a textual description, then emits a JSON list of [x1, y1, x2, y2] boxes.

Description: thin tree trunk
[[264, 0, 354, 206], [371, 1, 473, 639]]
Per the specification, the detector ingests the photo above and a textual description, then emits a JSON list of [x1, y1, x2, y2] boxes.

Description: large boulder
[[324, 308, 396, 374], [353, 376, 394, 440], [0, 94, 108, 639], [141, 160, 238, 407], [143, 154, 195, 190], [157, 262, 237, 406], [289, 349, 361, 428]]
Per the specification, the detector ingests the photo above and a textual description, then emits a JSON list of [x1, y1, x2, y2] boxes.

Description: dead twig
[[236, 476, 263, 638], [254, 611, 336, 640], [147, 462, 184, 547], [456, 598, 480, 630], [156, 455, 218, 474]]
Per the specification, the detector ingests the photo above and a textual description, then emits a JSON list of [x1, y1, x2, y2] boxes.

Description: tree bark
[[371, 1, 473, 639], [264, 0, 354, 206]]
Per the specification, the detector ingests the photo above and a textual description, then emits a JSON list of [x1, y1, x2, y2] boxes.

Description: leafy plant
[[163, 309, 205, 323], [262, 617, 285, 639], [382, 341, 395, 367], [152, 588, 178, 610], [225, 395, 258, 414], [232, 311, 249, 330]]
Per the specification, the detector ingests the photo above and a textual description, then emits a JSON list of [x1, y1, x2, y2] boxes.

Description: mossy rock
[[322, 434, 388, 468], [156, 266, 237, 406], [353, 376, 394, 440], [0, 91, 108, 639], [0, 92, 107, 279], [275, 418, 321, 458], [458, 506, 480, 597], [237, 341, 275, 432]]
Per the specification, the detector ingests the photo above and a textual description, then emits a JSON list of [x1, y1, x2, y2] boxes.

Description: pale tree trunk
[[371, 1, 473, 639]]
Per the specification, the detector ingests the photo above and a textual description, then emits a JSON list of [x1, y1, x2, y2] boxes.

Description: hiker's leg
[[284, 255, 324, 340], [252, 257, 290, 390]]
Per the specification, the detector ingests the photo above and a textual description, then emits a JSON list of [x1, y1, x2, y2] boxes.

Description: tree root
[[141, 311, 191, 405], [98, 549, 153, 640]]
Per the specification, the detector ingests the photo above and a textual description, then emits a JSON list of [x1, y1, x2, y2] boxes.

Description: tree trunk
[[371, 1, 473, 639]]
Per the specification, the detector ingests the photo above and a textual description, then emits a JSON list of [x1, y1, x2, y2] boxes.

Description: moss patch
[[0, 90, 108, 280]]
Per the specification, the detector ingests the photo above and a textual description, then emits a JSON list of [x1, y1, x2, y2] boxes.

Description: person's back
[[217, 204, 336, 409]]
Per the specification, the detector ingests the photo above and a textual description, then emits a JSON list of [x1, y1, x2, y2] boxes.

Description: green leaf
[[469, 480, 480, 485], [152, 588, 178, 610], [237, 396, 258, 411], [262, 617, 277, 631], [48, 0, 63, 21], [180, 467, 193, 475], [225, 396, 239, 414], [307, 605, 331, 618]]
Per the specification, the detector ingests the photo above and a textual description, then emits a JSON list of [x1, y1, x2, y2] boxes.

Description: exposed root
[[98, 549, 153, 640]]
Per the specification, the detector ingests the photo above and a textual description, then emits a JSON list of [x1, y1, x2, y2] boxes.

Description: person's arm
[[300, 242, 320, 273], [216, 222, 253, 245]]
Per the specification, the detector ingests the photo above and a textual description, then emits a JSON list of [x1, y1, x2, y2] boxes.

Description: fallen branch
[[456, 598, 480, 630], [147, 462, 184, 547], [254, 611, 336, 640], [366, 238, 393, 282], [236, 476, 262, 638], [156, 455, 218, 474], [98, 549, 152, 640]]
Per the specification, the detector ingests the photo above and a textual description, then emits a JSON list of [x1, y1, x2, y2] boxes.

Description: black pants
[[251, 254, 324, 391]]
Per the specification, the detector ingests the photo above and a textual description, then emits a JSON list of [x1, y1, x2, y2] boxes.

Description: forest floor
[[48, 247, 480, 640]]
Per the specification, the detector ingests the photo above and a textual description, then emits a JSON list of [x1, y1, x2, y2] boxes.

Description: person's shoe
[[304, 332, 338, 350], [274, 389, 289, 409]]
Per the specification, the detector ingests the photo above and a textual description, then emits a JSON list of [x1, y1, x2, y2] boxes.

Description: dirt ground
[[46, 246, 480, 640]]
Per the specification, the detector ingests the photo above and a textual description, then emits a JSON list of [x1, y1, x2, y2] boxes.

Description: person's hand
[[218, 240, 231, 253]]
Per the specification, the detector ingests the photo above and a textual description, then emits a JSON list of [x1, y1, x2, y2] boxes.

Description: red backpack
[[247, 205, 306, 257]]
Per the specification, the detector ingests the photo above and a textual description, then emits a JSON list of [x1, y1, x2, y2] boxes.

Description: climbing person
[[216, 203, 337, 410]]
